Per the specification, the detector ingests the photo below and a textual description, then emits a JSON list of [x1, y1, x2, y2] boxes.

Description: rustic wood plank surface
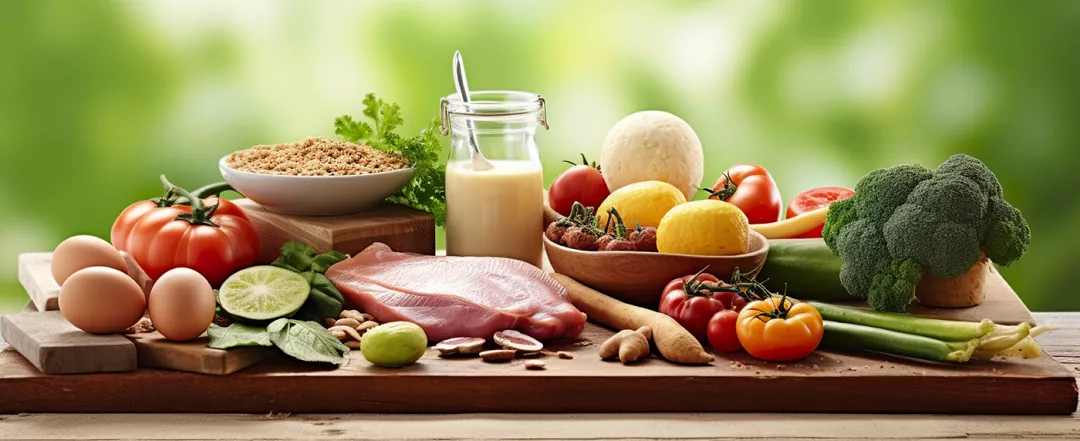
[[0, 312, 1076, 440]]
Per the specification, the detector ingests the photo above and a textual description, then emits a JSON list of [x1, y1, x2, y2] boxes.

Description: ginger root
[[600, 326, 652, 363]]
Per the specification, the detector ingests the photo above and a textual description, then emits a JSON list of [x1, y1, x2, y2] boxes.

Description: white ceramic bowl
[[219, 156, 414, 216]]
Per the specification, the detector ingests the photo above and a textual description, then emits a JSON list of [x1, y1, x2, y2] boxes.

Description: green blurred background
[[1, 0, 1077, 312]]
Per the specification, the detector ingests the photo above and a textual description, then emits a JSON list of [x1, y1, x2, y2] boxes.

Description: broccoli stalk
[[822, 154, 1030, 312]]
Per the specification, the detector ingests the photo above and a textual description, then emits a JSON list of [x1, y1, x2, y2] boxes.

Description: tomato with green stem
[[111, 176, 259, 287], [701, 164, 782, 225], [659, 268, 756, 342], [736, 296, 823, 361], [548, 154, 610, 216]]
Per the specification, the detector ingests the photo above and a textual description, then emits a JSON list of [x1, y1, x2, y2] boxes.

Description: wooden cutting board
[[234, 198, 436, 263], [0, 270, 1074, 414], [126, 332, 272, 376]]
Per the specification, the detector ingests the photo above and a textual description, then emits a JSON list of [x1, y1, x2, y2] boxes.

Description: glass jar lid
[[440, 90, 549, 136]]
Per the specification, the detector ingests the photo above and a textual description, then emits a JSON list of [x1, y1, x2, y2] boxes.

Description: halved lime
[[219, 266, 310, 322]]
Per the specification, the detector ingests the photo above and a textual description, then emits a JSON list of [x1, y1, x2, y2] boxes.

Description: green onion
[[821, 321, 977, 363], [809, 301, 994, 341]]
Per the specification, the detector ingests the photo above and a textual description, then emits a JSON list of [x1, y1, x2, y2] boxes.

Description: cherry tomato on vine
[[706, 309, 742, 352], [702, 164, 782, 225], [659, 269, 746, 342]]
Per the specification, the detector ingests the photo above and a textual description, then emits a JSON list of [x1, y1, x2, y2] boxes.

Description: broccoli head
[[822, 154, 1029, 312]]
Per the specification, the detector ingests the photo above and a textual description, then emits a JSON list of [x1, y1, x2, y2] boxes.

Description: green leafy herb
[[335, 93, 446, 225], [267, 319, 348, 364], [271, 241, 347, 323], [207, 323, 272, 349]]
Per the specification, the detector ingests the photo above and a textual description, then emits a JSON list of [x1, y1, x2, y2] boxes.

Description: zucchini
[[757, 239, 851, 301]]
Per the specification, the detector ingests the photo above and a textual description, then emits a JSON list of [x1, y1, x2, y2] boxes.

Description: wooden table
[[0, 312, 1075, 440]]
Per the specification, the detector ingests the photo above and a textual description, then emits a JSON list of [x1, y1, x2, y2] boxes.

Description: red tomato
[[548, 154, 610, 216], [706, 310, 741, 352], [112, 179, 258, 287], [704, 164, 782, 224], [659, 270, 746, 341], [786, 186, 855, 238]]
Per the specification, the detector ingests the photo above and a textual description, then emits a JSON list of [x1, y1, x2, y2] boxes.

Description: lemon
[[657, 200, 750, 256], [596, 181, 687, 229]]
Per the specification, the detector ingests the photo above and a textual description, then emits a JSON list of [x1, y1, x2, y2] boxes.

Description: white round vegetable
[[599, 111, 704, 200]]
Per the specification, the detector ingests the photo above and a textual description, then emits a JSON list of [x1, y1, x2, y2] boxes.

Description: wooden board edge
[[0, 373, 1074, 415]]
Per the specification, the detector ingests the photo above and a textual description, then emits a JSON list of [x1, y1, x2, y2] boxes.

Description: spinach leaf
[[267, 319, 348, 364], [271, 242, 348, 324], [290, 273, 345, 323], [207, 323, 272, 349], [311, 250, 347, 273], [272, 241, 318, 272]]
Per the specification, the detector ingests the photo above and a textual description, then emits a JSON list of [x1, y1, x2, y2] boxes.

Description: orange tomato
[[736, 297, 823, 361]]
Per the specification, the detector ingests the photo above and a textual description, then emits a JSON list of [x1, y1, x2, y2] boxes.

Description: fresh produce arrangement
[[0, 75, 1058, 421]]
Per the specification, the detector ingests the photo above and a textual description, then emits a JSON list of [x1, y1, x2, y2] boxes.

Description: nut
[[557, 351, 574, 360], [493, 330, 543, 352], [344, 340, 362, 349], [525, 360, 546, 370], [361, 313, 377, 322], [329, 325, 363, 342], [435, 337, 486, 357], [324, 318, 338, 328], [479, 349, 517, 362], [330, 329, 347, 340], [334, 318, 361, 329], [356, 321, 379, 335], [339, 310, 365, 321]]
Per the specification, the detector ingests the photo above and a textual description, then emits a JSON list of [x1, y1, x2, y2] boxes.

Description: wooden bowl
[[544, 231, 770, 309]]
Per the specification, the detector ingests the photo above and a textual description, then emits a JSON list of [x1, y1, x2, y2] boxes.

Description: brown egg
[[59, 266, 146, 334], [149, 268, 216, 342], [51, 235, 127, 286]]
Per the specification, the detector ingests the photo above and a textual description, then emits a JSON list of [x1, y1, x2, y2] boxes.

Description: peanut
[[356, 321, 379, 335], [329, 325, 363, 342], [344, 340, 362, 349], [339, 310, 365, 321], [334, 318, 361, 329]]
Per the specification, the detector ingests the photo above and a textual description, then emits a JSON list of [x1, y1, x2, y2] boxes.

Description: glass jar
[[440, 91, 549, 267]]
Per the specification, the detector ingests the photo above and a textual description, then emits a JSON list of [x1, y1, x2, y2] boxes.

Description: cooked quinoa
[[226, 137, 409, 176]]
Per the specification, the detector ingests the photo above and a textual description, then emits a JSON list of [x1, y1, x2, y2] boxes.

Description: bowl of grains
[[220, 136, 414, 216]]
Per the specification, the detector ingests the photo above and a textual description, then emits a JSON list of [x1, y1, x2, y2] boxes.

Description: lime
[[218, 266, 310, 322], [360, 322, 428, 368]]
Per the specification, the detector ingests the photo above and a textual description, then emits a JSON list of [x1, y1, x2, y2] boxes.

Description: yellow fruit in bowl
[[596, 181, 687, 229], [657, 200, 750, 256]]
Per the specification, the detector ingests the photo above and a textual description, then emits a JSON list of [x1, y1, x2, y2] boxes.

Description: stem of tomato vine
[[159, 175, 219, 227]]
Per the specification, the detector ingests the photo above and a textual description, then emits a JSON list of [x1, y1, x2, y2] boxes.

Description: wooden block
[[0, 311, 135, 374], [126, 332, 271, 375], [234, 198, 436, 263], [18, 253, 58, 311]]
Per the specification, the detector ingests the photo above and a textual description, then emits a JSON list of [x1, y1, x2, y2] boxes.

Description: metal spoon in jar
[[453, 51, 494, 171]]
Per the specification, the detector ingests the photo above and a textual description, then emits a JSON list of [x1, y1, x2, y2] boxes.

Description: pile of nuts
[[434, 330, 575, 370], [327, 310, 379, 349]]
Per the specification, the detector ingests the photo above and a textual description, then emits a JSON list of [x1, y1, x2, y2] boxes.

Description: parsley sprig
[[334, 94, 446, 225]]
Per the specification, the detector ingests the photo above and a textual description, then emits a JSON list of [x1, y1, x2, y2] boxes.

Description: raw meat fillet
[[325, 243, 587, 342]]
